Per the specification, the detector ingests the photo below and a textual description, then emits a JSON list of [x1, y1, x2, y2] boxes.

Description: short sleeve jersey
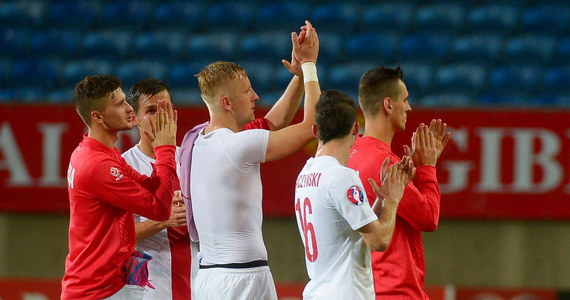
[[190, 128, 270, 265], [294, 156, 377, 300]]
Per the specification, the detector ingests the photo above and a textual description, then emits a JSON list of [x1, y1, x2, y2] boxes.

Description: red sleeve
[[91, 145, 177, 221], [397, 166, 441, 232], [242, 117, 271, 130]]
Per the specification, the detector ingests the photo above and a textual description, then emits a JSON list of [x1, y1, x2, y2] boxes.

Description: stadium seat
[[185, 33, 237, 62], [115, 61, 168, 90], [171, 88, 203, 106], [98, 1, 152, 30], [420, 93, 473, 108], [414, 4, 466, 34], [394, 63, 434, 96], [11, 59, 60, 89], [521, 5, 570, 36], [316, 33, 343, 64], [449, 34, 503, 64], [13, 88, 48, 103], [29, 30, 81, 59], [466, 4, 520, 35], [239, 33, 290, 61], [47, 89, 74, 103], [310, 3, 361, 34], [167, 62, 206, 89], [0, 59, 9, 88], [61, 59, 114, 87], [328, 63, 371, 91], [398, 34, 450, 63], [543, 66, 570, 93], [132, 31, 186, 61], [502, 35, 555, 64], [256, 2, 309, 32], [433, 64, 486, 94], [48, 1, 99, 29], [476, 93, 529, 107], [0, 1, 46, 28], [360, 3, 413, 34], [556, 36, 570, 62], [239, 61, 275, 92], [531, 94, 570, 107], [151, 2, 204, 32], [205, 3, 256, 33], [81, 30, 132, 59], [345, 34, 398, 63], [0, 29, 31, 58], [487, 65, 541, 94]]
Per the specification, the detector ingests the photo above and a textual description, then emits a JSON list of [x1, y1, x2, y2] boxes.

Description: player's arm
[[135, 191, 187, 242], [358, 157, 415, 251], [399, 123, 446, 232], [266, 21, 320, 162]]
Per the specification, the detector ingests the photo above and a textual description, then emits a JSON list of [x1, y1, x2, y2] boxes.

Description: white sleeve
[[329, 169, 377, 230], [226, 129, 270, 170]]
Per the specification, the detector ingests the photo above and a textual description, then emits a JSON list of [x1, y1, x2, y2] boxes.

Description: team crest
[[110, 167, 124, 181], [346, 185, 365, 205]]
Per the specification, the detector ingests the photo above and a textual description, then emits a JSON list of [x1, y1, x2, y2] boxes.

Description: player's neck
[[137, 138, 155, 159], [206, 114, 241, 134], [362, 117, 394, 145], [88, 125, 118, 149], [315, 136, 353, 166]]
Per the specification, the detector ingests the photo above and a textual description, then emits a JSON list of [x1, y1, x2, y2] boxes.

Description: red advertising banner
[[1, 104, 570, 220]]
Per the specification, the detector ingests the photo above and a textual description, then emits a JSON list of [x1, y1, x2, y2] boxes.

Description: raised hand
[[428, 119, 451, 160], [292, 20, 319, 64], [404, 123, 437, 167], [281, 31, 303, 77], [149, 100, 177, 148]]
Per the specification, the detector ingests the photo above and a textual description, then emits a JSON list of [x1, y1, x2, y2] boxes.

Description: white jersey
[[122, 145, 194, 300], [191, 128, 270, 265], [295, 156, 377, 300]]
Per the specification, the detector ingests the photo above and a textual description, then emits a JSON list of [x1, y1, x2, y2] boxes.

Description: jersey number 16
[[295, 197, 318, 262]]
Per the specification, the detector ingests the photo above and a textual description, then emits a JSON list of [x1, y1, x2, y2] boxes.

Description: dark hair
[[316, 90, 357, 144], [358, 66, 404, 116], [127, 79, 172, 113], [74, 75, 121, 126]]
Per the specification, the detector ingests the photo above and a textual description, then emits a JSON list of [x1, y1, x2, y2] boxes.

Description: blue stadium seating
[[151, 2, 204, 32], [47, 89, 74, 103], [502, 35, 555, 64], [132, 31, 186, 61], [328, 63, 371, 91], [316, 33, 343, 64], [115, 61, 167, 90], [11, 59, 60, 88], [98, 1, 152, 30], [81, 30, 132, 59], [396, 63, 435, 96], [521, 5, 570, 36], [0, 29, 31, 58], [420, 93, 473, 107], [29, 30, 81, 59], [557, 36, 570, 62], [414, 4, 466, 34], [433, 64, 486, 94], [466, 4, 520, 35], [167, 63, 205, 90], [185, 33, 237, 62], [0, 59, 9, 88], [543, 66, 570, 93], [346, 34, 398, 63], [449, 34, 503, 64], [310, 3, 361, 34], [476, 94, 529, 107], [239, 61, 275, 92], [360, 3, 414, 34], [239, 33, 290, 61], [256, 2, 309, 32], [171, 88, 203, 106], [48, 1, 99, 29], [205, 3, 256, 33], [398, 34, 450, 63], [0, 1, 46, 28], [61, 59, 114, 87], [488, 65, 541, 95]]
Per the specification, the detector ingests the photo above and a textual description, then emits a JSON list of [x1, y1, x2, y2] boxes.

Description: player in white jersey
[[294, 90, 415, 300], [184, 21, 320, 300]]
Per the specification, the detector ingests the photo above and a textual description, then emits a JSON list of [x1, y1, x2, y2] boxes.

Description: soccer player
[[294, 90, 415, 299], [181, 20, 319, 300], [121, 65, 307, 300], [347, 66, 451, 299], [62, 75, 178, 300]]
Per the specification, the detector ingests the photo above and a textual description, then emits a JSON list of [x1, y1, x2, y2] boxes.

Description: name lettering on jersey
[[296, 172, 322, 188], [109, 167, 124, 181], [67, 164, 75, 189], [347, 185, 365, 205]]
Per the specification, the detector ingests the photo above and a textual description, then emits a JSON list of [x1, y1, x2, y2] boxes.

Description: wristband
[[301, 62, 318, 83]]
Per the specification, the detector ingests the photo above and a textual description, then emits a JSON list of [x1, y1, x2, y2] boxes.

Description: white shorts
[[193, 266, 277, 300], [102, 284, 144, 300]]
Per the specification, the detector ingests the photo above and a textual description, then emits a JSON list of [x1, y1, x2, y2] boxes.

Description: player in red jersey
[[62, 75, 178, 300], [347, 66, 451, 299]]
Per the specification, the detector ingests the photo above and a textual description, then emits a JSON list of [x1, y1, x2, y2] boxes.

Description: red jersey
[[62, 134, 178, 300], [347, 136, 440, 299]]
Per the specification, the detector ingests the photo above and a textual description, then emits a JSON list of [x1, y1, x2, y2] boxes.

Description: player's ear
[[219, 95, 231, 111], [352, 121, 359, 136], [383, 97, 392, 114], [91, 111, 104, 124], [312, 124, 318, 138]]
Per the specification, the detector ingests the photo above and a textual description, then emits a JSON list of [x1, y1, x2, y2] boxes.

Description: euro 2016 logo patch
[[110, 167, 124, 181], [346, 185, 365, 205]]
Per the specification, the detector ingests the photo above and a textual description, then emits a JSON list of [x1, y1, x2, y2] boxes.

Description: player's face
[[136, 90, 172, 141], [230, 76, 259, 126], [101, 88, 135, 132], [390, 80, 411, 132]]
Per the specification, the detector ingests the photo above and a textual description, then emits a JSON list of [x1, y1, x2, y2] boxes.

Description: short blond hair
[[195, 61, 247, 102]]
